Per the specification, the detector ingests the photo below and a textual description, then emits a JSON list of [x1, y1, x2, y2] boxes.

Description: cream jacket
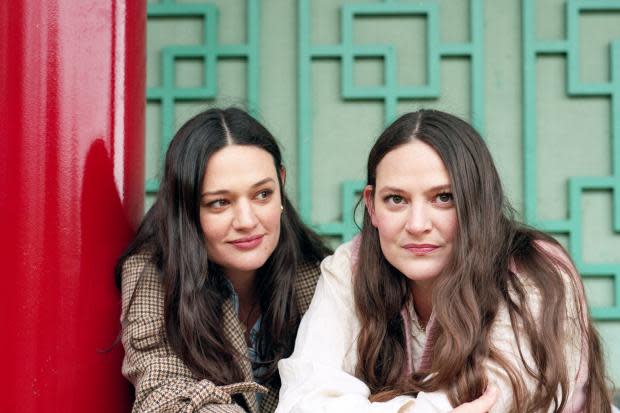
[[276, 239, 587, 413]]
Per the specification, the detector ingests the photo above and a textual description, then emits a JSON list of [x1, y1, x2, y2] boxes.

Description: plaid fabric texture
[[121, 253, 320, 413]]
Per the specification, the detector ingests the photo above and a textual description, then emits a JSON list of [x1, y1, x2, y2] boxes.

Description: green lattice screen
[[145, 0, 620, 321], [523, 0, 620, 319], [146, 0, 260, 193], [297, 0, 484, 240]]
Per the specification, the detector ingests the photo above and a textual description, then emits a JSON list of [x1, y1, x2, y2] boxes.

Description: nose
[[232, 199, 259, 230], [404, 201, 432, 235]]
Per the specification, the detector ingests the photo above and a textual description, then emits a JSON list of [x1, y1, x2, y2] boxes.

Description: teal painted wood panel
[[145, 0, 260, 193], [297, 0, 484, 237], [522, 0, 620, 319], [144, 6, 620, 385]]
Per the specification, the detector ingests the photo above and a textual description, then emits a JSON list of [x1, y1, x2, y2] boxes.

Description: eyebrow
[[377, 184, 451, 194], [201, 177, 276, 197]]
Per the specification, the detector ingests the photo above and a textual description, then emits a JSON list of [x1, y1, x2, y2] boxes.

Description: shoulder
[[531, 239, 586, 317], [320, 237, 358, 285], [315, 238, 359, 309], [121, 252, 160, 288], [532, 239, 575, 275], [508, 238, 586, 329], [295, 259, 321, 289], [522, 238, 581, 294], [294, 238, 359, 315], [294, 260, 321, 315], [120, 252, 164, 322]]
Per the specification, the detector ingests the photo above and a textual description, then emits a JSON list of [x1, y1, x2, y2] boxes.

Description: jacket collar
[[222, 298, 261, 413]]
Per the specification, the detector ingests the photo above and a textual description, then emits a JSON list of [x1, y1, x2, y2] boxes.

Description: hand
[[449, 386, 497, 413]]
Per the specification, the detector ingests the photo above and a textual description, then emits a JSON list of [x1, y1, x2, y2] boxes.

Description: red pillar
[[0, 1, 145, 412]]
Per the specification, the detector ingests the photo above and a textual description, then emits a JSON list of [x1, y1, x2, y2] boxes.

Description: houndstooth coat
[[120, 253, 321, 413]]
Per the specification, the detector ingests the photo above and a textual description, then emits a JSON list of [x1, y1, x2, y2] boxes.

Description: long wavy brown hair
[[116, 107, 330, 388], [354, 109, 611, 412]]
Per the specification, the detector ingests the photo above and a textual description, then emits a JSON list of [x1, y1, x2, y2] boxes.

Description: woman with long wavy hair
[[116, 107, 331, 413], [276, 109, 613, 412]]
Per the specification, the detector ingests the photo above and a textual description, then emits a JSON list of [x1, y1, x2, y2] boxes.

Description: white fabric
[[276, 240, 586, 413]]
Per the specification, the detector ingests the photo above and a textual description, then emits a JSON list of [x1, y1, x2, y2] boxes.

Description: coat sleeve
[[275, 242, 454, 413], [120, 254, 265, 413]]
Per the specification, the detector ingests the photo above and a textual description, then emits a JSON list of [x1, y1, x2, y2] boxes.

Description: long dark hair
[[354, 109, 611, 412], [116, 107, 330, 387]]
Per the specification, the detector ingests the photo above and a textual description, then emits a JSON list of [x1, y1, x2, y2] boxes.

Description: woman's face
[[199, 145, 283, 277], [364, 140, 458, 290]]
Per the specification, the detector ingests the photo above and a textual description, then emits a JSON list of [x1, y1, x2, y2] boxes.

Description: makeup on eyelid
[[199, 145, 283, 277], [364, 140, 458, 285]]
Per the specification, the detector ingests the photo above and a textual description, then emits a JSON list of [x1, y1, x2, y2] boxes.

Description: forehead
[[375, 140, 450, 189], [203, 145, 277, 189]]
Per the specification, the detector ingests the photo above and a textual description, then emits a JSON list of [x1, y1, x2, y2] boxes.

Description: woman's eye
[[256, 189, 273, 200], [385, 194, 405, 204], [207, 199, 229, 209], [435, 192, 453, 203]]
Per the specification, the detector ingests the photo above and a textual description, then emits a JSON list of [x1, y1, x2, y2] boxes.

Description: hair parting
[[116, 107, 330, 387], [354, 109, 612, 412]]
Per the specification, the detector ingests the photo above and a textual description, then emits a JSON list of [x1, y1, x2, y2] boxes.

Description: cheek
[[439, 211, 458, 241], [199, 212, 227, 244], [373, 209, 403, 241], [199, 212, 209, 239], [261, 206, 282, 232]]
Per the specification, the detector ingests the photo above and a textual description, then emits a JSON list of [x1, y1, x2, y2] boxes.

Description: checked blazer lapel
[[222, 298, 260, 413]]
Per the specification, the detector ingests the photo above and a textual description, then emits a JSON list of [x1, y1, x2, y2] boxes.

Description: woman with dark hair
[[117, 107, 331, 413], [276, 109, 612, 412]]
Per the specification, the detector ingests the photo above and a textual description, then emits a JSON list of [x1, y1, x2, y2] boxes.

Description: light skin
[[365, 141, 497, 411], [200, 144, 495, 412], [452, 386, 497, 413], [199, 144, 284, 336], [364, 140, 457, 327]]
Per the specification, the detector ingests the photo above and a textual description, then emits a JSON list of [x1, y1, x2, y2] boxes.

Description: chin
[[247, 252, 274, 268], [398, 265, 442, 282], [235, 257, 270, 272]]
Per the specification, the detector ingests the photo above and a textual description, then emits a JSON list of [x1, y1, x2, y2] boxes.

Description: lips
[[403, 243, 439, 254], [229, 234, 264, 250]]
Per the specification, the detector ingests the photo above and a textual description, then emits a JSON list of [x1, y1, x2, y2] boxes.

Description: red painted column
[[0, 1, 145, 412]]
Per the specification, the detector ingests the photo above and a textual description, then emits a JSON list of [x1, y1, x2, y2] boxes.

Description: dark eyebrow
[[201, 177, 276, 197], [377, 184, 451, 194]]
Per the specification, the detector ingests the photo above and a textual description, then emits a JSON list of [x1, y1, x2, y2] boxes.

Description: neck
[[409, 279, 434, 328], [225, 269, 260, 340], [225, 269, 257, 307]]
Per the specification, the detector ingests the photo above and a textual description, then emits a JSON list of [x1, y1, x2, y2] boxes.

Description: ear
[[363, 185, 378, 227], [279, 166, 286, 187]]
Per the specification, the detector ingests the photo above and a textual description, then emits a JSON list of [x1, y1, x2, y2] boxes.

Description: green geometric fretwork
[[522, 0, 620, 319], [297, 0, 484, 241], [146, 0, 260, 193]]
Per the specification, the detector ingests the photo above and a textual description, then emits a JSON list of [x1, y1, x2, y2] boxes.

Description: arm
[[452, 388, 497, 413], [276, 242, 458, 413], [121, 254, 264, 413], [483, 242, 587, 413]]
